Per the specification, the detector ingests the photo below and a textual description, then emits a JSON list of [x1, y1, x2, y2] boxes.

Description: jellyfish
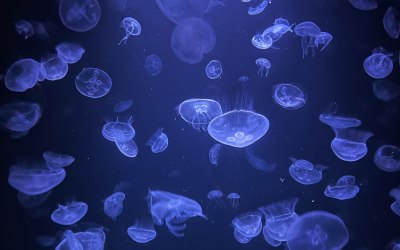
[[348, 0, 378, 11], [58, 0, 101, 32], [113, 100, 133, 113], [324, 175, 360, 200], [314, 32, 333, 51], [330, 128, 373, 162], [75, 67, 112, 98], [227, 192, 240, 208], [104, 192, 125, 221], [319, 113, 361, 129], [245, 147, 276, 172], [0, 102, 41, 133], [102, 117, 135, 142], [263, 227, 282, 247], [294, 21, 321, 58], [205, 60, 223, 79], [255, 58, 271, 77], [55, 230, 83, 250], [116, 139, 139, 158], [272, 83, 306, 110], [144, 54, 163, 76], [74, 228, 106, 249], [262, 18, 294, 43], [146, 128, 168, 153], [238, 75, 250, 83], [171, 18, 216, 64], [374, 145, 400, 172], [232, 211, 263, 243], [55, 42, 85, 64], [15, 20, 34, 39], [209, 143, 221, 166], [5, 58, 41, 92], [127, 218, 157, 243], [42, 151, 75, 169], [248, 0, 269, 15], [41, 54, 69, 81], [390, 187, 400, 217], [208, 110, 269, 148], [383, 7, 400, 39], [251, 34, 273, 49], [178, 98, 222, 131], [363, 50, 393, 79], [36, 235, 57, 248], [288, 158, 327, 185], [207, 189, 224, 208], [371, 79, 400, 101], [118, 17, 141, 45], [51, 201, 88, 225]]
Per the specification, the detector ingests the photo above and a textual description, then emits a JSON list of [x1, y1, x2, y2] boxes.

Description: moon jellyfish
[[171, 18, 216, 64], [205, 60, 223, 79], [207, 189, 224, 208], [314, 32, 333, 51], [294, 21, 321, 58], [324, 175, 360, 200], [116, 140, 139, 157], [104, 192, 125, 221], [146, 128, 168, 153], [209, 143, 221, 166], [51, 201, 88, 225], [0, 102, 41, 133], [227, 192, 240, 208], [113, 100, 133, 113], [55, 230, 83, 250], [363, 51, 393, 79], [127, 218, 157, 243], [288, 158, 327, 185], [43, 151, 75, 169], [245, 147, 276, 172], [272, 83, 306, 110], [248, 0, 268, 15], [118, 17, 142, 45], [144, 54, 163, 76], [15, 20, 34, 39], [374, 145, 400, 172], [348, 0, 378, 11], [383, 7, 400, 39], [41, 54, 69, 81], [319, 113, 361, 129], [208, 110, 269, 148], [371, 79, 400, 101], [59, 0, 101, 32], [261, 18, 294, 44], [5, 58, 41, 92], [390, 187, 400, 217], [263, 228, 282, 247], [258, 197, 299, 241], [75, 228, 106, 249], [251, 34, 273, 49], [178, 98, 222, 131], [55, 42, 85, 64], [255, 58, 271, 77], [75, 67, 112, 98], [102, 117, 135, 142], [238, 75, 250, 83], [147, 190, 207, 237], [232, 211, 263, 244], [330, 128, 373, 162], [286, 211, 349, 250]]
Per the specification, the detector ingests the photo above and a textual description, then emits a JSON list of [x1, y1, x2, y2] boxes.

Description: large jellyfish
[[330, 128, 373, 162], [178, 98, 222, 131], [58, 0, 101, 32], [40, 54, 69, 81], [42, 151, 75, 169], [0, 102, 41, 134]]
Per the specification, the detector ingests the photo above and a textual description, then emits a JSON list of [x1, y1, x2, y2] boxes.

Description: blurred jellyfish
[[248, 0, 269, 15], [118, 17, 142, 45], [55, 42, 85, 64], [104, 192, 125, 221], [145, 54, 163, 76], [58, 0, 101, 32], [330, 128, 373, 162], [294, 21, 321, 58], [245, 147, 276, 172], [272, 83, 306, 110], [314, 32, 333, 51], [17, 190, 52, 209], [207, 189, 224, 208], [5, 58, 41, 92], [205, 60, 223, 79], [0, 102, 41, 134], [15, 20, 34, 39], [146, 128, 168, 153], [324, 175, 360, 200], [127, 218, 157, 243], [75, 67, 112, 98], [255, 58, 271, 77], [227, 192, 240, 208], [371, 79, 400, 101], [348, 0, 378, 11], [209, 143, 221, 166], [383, 7, 400, 39], [363, 49, 393, 79], [43, 151, 75, 169], [178, 98, 222, 131], [51, 201, 88, 225], [232, 211, 263, 243], [40, 54, 69, 81], [288, 158, 327, 185], [36, 235, 57, 248], [113, 100, 133, 113], [390, 187, 400, 217], [374, 145, 400, 172], [238, 75, 250, 83]]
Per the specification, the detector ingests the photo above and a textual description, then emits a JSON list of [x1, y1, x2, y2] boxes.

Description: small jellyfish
[[116, 140, 139, 158], [104, 192, 125, 221], [390, 187, 400, 217], [51, 201, 88, 225], [227, 192, 240, 208], [75, 228, 106, 249], [232, 211, 263, 243], [58, 0, 101, 32], [324, 175, 360, 200], [330, 128, 373, 162], [144, 54, 163, 76], [363, 51, 393, 79], [43, 151, 75, 169], [383, 7, 400, 39], [272, 83, 306, 110], [113, 100, 133, 113], [319, 113, 361, 129], [294, 21, 321, 58], [374, 145, 400, 172], [15, 20, 34, 39], [251, 34, 273, 49], [55, 42, 85, 64], [255, 58, 271, 77], [371, 79, 400, 101], [146, 128, 168, 153], [314, 32, 333, 51], [248, 0, 269, 15], [348, 0, 378, 11], [288, 158, 327, 185], [41, 54, 69, 81], [205, 60, 223, 79], [262, 18, 293, 43], [5, 58, 41, 92], [75, 67, 112, 98], [209, 143, 221, 166], [102, 117, 135, 142], [0, 102, 41, 133], [127, 218, 157, 243], [238, 75, 250, 83], [118, 17, 141, 45], [207, 189, 224, 208]]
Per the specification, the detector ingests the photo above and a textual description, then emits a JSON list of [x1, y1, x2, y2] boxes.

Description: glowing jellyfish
[[374, 145, 400, 172], [146, 128, 168, 153], [390, 187, 400, 217], [363, 51, 393, 79], [41, 54, 69, 81], [251, 34, 273, 49], [178, 98, 222, 131], [51, 201, 88, 225], [43, 151, 75, 169], [104, 192, 125, 221], [294, 21, 321, 58], [262, 18, 293, 43], [288, 158, 327, 185], [207, 189, 224, 208], [286, 210, 349, 250], [118, 17, 141, 45], [371, 79, 400, 101], [324, 175, 360, 200], [232, 211, 263, 243], [127, 218, 157, 243], [238, 75, 250, 83], [5, 58, 41, 92], [319, 113, 361, 129], [330, 128, 373, 162], [75, 67, 112, 98], [15, 20, 34, 39], [227, 192, 240, 208], [102, 117, 135, 142], [348, 0, 378, 11], [171, 18, 216, 64], [59, 0, 101, 32], [314, 32, 333, 51], [116, 140, 139, 157], [205, 60, 223, 79], [208, 110, 269, 148], [144, 54, 163, 76], [272, 83, 306, 110], [248, 0, 268, 15], [55, 230, 82, 250], [55, 42, 85, 64], [113, 100, 133, 113], [255, 58, 271, 77], [0, 102, 41, 133], [383, 7, 400, 39], [75, 228, 106, 249], [209, 143, 221, 166]]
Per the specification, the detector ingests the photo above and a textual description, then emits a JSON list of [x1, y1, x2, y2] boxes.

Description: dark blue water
[[1, 0, 400, 249]]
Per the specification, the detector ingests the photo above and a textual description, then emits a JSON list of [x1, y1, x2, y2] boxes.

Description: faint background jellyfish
[[330, 128, 373, 162], [103, 192, 125, 221], [40, 54, 69, 81], [294, 21, 321, 58], [30, 21, 51, 40], [118, 17, 141, 45], [50, 201, 88, 225], [146, 128, 168, 153], [363, 49, 393, 79], [43, 151, 75, 169], [75, 67, 112, 98], [288, 157, 327, 185], [324, 175, 360, 200], [113, 99, 133, 113], [227, 192, 240, 208], [127, 217, 157, 243], [17, 190, 52, 209], [36, 235, 57, 248], [171, 18, 216, 64], [209, 143, 221, 166], [5, 58, 41, 92], [286, 210, 349, 250], [371, 79, 400, 102], [0, 102, 41, 135], [206, 189, 224, 208], [231, 211, 263, 244], [314, 31, 333, 51], [55, 42, 85, 64], [387, 238, 400, 250], [272, 83, 306, 110], [238, 75, 250, 83], [348, 0, 378, 11], [255, 58, 271, 77], [144, 54, 163, 76], [245, 147, 276, 172], [106, 0, 127, 11], [383, 7, 400, 39], [248, 0, 269, 15], [178, 98, 222, 131], [374, 145, 400, 172], [58, 0, 101, 32], [389, 187, 400, 217], [205, 60, 223, 79], [15, 20, 34, 39]]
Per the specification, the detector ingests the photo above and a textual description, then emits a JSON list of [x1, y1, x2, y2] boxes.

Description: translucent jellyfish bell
[[348, 0, 378, 11], [51, 201, 88, 225], [207, 189, 224, 208], [0, 102, 41, 133], [205, 60, 223, 79], [227, 192, 240, 208], [178, 98, 222, 131], [294, 21, 321, 58], [58, 0, 101, 32], [75, 67, 112, 98], [248, 0, 269, 15], [363, 51, 393, 79], [371, 79, 400, 102], [146, 128, 168, 153], [104, 192, 125, 221], [251, 34, 273, 49], [324, 175, 360, 200], [102, 117, 135, 142], [118, 17, 142, 45], [232, 211, 263, 243], [55, 42, 85, 64], [288, 158, 327, 185], [41, 54, 69, 81], [272, 83, 306, 110], [113, 100, 133, 113], [127, 218, 157, 243], [383, 7, 400, 39], [374, 145, 400, 172], [314, 32, 333, 51], [207, 110, 270, 148], [144, 54, 163, 76], [255, 58, 271, 77], [331, 128, 373, 162], [116, 140, 139, 157], [209, 143, 222, 166], [15, 20, 34, 39], [5, 58, 41, 92]]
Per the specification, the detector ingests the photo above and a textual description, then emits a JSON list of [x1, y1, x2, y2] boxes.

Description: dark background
[[0, 0, 400, 249]]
